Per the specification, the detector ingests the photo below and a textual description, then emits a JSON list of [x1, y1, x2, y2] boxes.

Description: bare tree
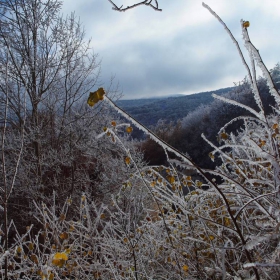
[[0, 0, 101, 257], [0, 0, 100, 176]]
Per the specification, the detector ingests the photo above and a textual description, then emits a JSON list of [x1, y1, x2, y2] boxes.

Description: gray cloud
[[62, 0, 280, 99]]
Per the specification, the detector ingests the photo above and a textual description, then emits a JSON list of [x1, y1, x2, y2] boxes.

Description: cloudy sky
[[62, 0, 280, 99]]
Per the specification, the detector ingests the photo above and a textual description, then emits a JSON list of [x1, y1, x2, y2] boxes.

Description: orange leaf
[[125, 156, 131, 165], [167, 175, 175, 184], [30, 254, 39, 264], [220, 132, 228, 140], [243, 21, 250, 28], [273, 123, 278, 129]]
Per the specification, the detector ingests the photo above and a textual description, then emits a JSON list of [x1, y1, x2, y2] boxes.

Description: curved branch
[[107, 0, 162, 12]]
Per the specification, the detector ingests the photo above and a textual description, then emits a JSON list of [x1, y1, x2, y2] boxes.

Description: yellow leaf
[[182, 264, 189, 272], [259, 139, 266, 147], [224, 217, 230, 226], [125, 156, 131, 165], [87, 88, 105, 107], [111, 121, 116, 127], [196, 181, 203, 187], [52, 252, 68, 268], [30, 254, 39, 264], [167, 175, 175, 184], [65, 248, 71, 254], [209, 152, 214, 160], [59, 232, 69, 240], [243, 21, 250, 28], [100, 213, 106, 219], [150, 181, 156, 187], [123, 237, 128, 243], [28, 243, 34, 251], [273, 123, 278, 129], [126, 126, 133, 133], [209, 235, 215, 241]]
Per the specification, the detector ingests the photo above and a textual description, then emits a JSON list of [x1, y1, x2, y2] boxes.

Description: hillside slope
[[116, 87, 235, 127]]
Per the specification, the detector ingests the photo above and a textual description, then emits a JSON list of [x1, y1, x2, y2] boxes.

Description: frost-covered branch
[[242, 24, 280, 106], [202, 3, 265, 114], [212, 93, 264, 120], [104, 95, 193, 166]]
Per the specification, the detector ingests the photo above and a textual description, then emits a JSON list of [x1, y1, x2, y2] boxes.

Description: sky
[[62, 0, 280, 99]]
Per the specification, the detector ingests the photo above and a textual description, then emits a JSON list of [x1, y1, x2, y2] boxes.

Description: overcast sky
[[62, 0, 280, 99]]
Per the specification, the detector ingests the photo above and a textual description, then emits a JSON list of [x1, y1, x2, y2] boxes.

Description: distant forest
[[117, 68, 280, 169], [116, 87, 234, 127]]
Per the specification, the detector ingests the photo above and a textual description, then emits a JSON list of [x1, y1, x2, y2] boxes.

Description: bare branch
[[107, 0, 162, 12]]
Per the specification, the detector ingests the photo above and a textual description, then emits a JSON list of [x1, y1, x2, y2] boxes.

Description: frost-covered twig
[[202, 3, 253, 88], [0, 251, 9, 267], [242, 26, 280, 106], [202, 3, 265, 115], [244, 262, 280, 268], [212, 94, 264, 121], [104, 95, 193, 166], [235, 191, 278, 219]]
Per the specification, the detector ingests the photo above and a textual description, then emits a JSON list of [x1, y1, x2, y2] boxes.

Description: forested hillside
[[140, 73, 279, 168], [1, 1, 280, 280], [117, 87, 234, 127]]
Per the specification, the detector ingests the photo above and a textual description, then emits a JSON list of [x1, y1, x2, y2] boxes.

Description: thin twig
[[108, 0, 162, 12]]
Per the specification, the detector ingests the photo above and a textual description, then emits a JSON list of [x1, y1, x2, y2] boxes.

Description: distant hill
[[116, 87, 235, 127]]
